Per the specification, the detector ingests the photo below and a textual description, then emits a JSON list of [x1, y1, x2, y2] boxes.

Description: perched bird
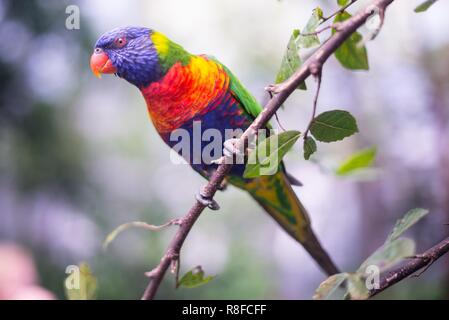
[[90, 26, 339, 275]]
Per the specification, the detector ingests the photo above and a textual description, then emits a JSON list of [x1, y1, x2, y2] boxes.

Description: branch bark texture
[[371, 236, 449, 297]]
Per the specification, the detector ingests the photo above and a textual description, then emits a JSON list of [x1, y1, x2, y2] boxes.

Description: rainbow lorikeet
[[90, 26, 339, 275]]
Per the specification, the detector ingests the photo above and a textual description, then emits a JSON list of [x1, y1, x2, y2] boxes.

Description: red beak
[[90, 49, 117, 78]]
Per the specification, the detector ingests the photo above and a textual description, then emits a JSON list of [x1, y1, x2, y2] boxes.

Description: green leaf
[[303, 136, 317, 160], [313, 273, 348, 300], [337, 168, 381, 181], [298, 8, 323, 49], [415, 0, 439, 12], [65, 263, 97, 300], [332, 12, 369, 70], [103, 220, 178, 249], [244, 130, 301, 178], [346, 274, 370, 300], [337, 0, 350, 6], [310, 110, 358, 142], [357, 238, 416, 273], [275, 30, 307, 90], [178, 266, 215, 289], [385, 208, 429, 244], [336, 147, 377, 175]]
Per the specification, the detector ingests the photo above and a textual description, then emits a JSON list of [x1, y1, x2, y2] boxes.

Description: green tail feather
[[229, 172, 339, 276]]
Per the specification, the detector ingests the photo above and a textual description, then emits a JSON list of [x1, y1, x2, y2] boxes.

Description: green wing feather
[[207, 56, 266, 121], [223, 65, 263, 119]]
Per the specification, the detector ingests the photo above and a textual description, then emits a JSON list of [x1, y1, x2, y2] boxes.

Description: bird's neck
[[150, 31, 191, 74]]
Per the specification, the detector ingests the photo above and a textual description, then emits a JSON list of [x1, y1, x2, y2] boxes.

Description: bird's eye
[[114, 37, 127, 48], [94, 48, 102, 54]]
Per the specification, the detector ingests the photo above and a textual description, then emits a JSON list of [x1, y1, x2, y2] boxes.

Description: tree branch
[[141, 0, 395, 300], [370, 236, 449, 297]]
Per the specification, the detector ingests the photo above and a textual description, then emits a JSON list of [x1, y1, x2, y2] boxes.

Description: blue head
[[90, 26, 163, 87]]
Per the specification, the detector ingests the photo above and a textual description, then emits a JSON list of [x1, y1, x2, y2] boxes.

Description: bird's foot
[[265, 83, 284, 95], [211, 157, 224, 165], [218, 178, 228, 191], [223, 138, 244, 157], [195, 190, 220, 211], [223, 138, 247, 164]]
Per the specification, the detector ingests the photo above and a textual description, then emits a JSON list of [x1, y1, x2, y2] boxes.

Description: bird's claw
[[217, 178, 228, 191], [223, 138, 244, 157], [211, 157, 224, 165], [196, 191, 220, 211], [223, 138, 247, 165], [265, 83, 284, 95]]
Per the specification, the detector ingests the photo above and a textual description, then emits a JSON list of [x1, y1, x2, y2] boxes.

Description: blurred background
[[0, 0, 448, 299]]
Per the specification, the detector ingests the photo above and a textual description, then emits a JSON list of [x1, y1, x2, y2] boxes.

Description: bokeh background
[[0, 0, 448, 299]]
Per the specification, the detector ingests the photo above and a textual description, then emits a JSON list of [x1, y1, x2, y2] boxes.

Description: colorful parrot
[[90, 26, 339, 275]]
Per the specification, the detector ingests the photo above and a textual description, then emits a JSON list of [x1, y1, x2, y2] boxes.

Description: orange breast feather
[[141, 56, 229, 133]]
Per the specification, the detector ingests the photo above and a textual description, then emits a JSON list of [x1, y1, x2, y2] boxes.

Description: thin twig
[[304, 64, 322, 139], [274, 112, 287, 132], [301, 24, 340, 37], [267, 91, 287, 132], [301, 0, 357, 38], [410, 257, 435, 278], [321, 0, 359, 24], [141, 0, 395, 300]]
